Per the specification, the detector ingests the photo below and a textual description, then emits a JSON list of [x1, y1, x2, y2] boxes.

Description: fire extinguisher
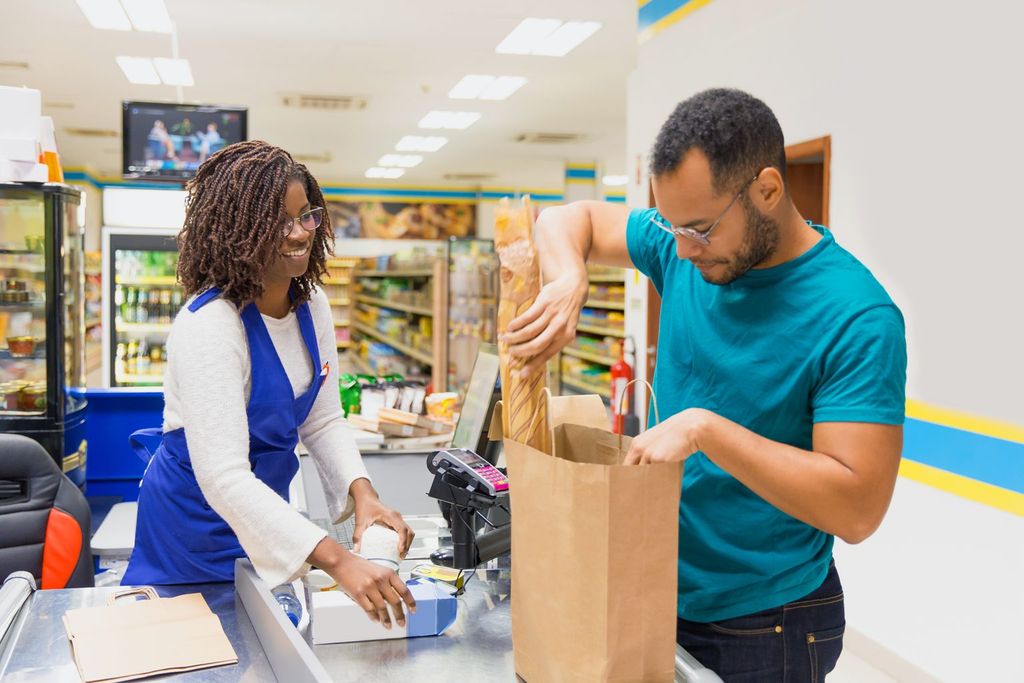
[[610, 341, 633, 435]]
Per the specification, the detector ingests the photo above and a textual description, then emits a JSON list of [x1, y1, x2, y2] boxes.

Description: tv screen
[[122, 101, 248, 181]]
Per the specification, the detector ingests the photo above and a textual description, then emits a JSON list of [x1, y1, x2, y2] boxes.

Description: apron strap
[[295, 300, 322, 375], [188, 287, 223, 312], [129, 427, 164, 464]]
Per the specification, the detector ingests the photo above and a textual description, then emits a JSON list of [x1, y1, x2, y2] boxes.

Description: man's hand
[[502, 272, 589, 376], [622, 408, 715, 465], [354, 493, 413, 557]]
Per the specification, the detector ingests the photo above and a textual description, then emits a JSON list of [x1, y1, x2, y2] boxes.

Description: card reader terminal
[[428, 448, 509, 496]]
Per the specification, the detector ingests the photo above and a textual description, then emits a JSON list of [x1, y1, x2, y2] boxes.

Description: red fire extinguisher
[[610, 342, 633, 434]]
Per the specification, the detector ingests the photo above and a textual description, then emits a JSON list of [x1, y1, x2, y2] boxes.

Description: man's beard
[[701, 196, 780, 285]]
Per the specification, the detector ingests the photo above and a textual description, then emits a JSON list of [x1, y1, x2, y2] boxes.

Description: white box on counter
[[309, 578, 458, 645], [0, 158, 48, 183], [0, 137, 39, 162]]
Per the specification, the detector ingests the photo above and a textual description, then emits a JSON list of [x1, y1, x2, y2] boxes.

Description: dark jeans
[[677, 562, 845, 682]]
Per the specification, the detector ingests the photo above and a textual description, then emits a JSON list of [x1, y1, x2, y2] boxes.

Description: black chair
[[0, 434, 93, 588]]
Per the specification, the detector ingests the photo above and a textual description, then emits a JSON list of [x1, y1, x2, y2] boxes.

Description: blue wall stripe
[[639, 0, 695, 32], [321, 187, 479, 200], [902, 418, 1024, 494], [565, 168, 597, 180]]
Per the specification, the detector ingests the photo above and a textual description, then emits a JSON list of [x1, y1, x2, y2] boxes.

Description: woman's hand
[[350, 479, 415, 557], [309, 538, 416, 629]]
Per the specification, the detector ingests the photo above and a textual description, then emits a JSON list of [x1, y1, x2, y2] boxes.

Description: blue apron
[[122, 287, 326, 585]]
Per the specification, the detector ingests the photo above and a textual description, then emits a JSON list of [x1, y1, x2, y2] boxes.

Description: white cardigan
[[161, 287, 368, 586]]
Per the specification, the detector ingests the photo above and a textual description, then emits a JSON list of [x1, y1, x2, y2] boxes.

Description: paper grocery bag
[[497, 394, 683, 683], [63, 587, 237, 683]]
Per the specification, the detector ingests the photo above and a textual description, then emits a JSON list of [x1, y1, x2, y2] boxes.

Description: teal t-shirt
[[626, 208, 906, 623]]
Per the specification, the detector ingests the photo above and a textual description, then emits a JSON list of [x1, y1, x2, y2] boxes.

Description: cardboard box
[[309, 578, 458, 645]]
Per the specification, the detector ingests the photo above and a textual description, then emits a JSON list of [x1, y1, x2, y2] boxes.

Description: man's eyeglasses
[[281, 206, 324, 238], [649, 171, 761, 245]]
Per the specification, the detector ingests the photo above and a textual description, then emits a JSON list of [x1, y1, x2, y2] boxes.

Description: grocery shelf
[[346, 351, 373, 376], [327, 259, 359, 268], [357, 269, 434, 278], [117, 321, 172, 334], [352, 322, 433, 366], [576, 323, 626, 338], [562, 376, 611, 399], [0, 302, 44, 312], [356, 295, 432, 317], [328, 298, 351, 307], [115, 276, 178, 286], [334, 320, 350, 327], [0, 348, 46, 360], [337, 340, 354, 349], [323, 277, 351, 286], [116, 372, 164, 384], [562, 346, 618, 366], [583, 299, 625, 311], [0, 260, 45, 273]]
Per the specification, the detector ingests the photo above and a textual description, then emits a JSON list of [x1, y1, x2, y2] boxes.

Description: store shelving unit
[[560, 266, 627, 402], [447, 238, 498, 397], [349, 254, 448, 388], [324, 258, 357, 354]]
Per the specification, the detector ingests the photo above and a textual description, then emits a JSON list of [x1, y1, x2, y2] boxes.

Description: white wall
[[627, 1, 1024, 680]]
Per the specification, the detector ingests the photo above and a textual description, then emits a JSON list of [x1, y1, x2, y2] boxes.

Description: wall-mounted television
[[122, 101, 248, 182]]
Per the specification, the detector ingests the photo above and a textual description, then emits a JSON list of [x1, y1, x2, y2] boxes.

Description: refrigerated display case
[[0, 183, 88, 486], [447, 238, 497, 397], [101, 227, 181, 387]]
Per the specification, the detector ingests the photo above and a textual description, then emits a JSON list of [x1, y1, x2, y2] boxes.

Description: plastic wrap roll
[[358, 525, 401, 571], [495, 196, 551, 454]]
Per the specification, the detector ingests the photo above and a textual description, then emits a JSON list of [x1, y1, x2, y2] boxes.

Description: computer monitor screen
[[450, 344, 500, 452]]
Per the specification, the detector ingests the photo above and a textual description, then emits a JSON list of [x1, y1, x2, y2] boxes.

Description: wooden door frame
[[785, 135, 831, 226]]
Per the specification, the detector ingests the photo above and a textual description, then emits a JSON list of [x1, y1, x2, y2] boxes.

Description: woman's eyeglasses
[[281, 206, 324, 238]]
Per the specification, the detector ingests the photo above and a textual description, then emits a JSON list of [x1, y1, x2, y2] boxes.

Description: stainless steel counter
[[306, 563, 515, 682], [0, 582, 276, 682]]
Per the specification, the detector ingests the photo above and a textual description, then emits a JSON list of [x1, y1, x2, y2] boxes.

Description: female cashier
[[123, 140, 416, 629]]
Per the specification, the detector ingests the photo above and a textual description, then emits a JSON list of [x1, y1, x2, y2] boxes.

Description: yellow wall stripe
[[906, 399, 1024, 445], [639, 0, 715, 44], [899, 459, 1024, 516]]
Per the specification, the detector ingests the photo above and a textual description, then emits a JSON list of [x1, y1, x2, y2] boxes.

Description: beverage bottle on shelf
[[137, 339, 151, 374], [126, 340, 138, 374], [149, 289, 160, 322], [136, 288, 148, 323], [114, 285, 124, 317], [171, 288, 183, 317], [115, 342, 126, 377], [150, 343, 163, 375], [124, 287, 136, 323], [160, 289, 172, 324]]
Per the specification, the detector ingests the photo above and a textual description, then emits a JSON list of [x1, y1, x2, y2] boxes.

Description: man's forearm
[[534, 204, 592, 285], [696, 414, 884, 544]]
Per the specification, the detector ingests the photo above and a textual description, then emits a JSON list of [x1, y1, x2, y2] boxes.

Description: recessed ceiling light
[[153, 57, 193, 86], [76, 0, 131, 30], [396, 135, 448, 152], [602, 175, 628, 187], [378, 154, 423, 168], [448, 75, 527, 101], [121, 0, 173, 33], [495, 18, 601, 57], [418, 111, 481, 130], [365, 167, 405, 179], [116, 56, 160, 85]]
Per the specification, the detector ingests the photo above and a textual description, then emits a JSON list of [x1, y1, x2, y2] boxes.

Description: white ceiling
[[0, 0, 636, 189]]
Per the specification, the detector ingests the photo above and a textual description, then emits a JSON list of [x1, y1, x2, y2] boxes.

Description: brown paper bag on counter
[[493, 394, 683, 683], [62, 587, 237, 683]]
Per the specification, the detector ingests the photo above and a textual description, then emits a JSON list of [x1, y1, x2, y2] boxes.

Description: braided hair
[[177, 140, 333, 308]]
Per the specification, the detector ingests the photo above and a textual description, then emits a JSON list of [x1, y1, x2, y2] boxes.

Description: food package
[[495, 196, 550, 454]]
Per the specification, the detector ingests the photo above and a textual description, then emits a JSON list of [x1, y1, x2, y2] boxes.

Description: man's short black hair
[[649, 88, 787, 194]]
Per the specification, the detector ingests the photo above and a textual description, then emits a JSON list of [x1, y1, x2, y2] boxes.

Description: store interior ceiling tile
[[0, 0, 636, 187]]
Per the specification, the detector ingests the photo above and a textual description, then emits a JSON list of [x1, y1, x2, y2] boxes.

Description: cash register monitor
[[450, 343, 501, 457]]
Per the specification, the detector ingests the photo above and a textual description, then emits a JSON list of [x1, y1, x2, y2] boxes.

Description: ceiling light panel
[[365, 167, 405, 179], [495, 18, 601, 56], [495, 18, 562, 54], [378, 154, 423, 168], [121, 0, 173, 33], [396, 136, 448, 152], [76, 0, 131, 30], [116, 56, 160, 85], [480, 76, 527, 100], [448, 75, 495, 100], [154, 57, 193, 86], [418, 111, 481, 130]]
